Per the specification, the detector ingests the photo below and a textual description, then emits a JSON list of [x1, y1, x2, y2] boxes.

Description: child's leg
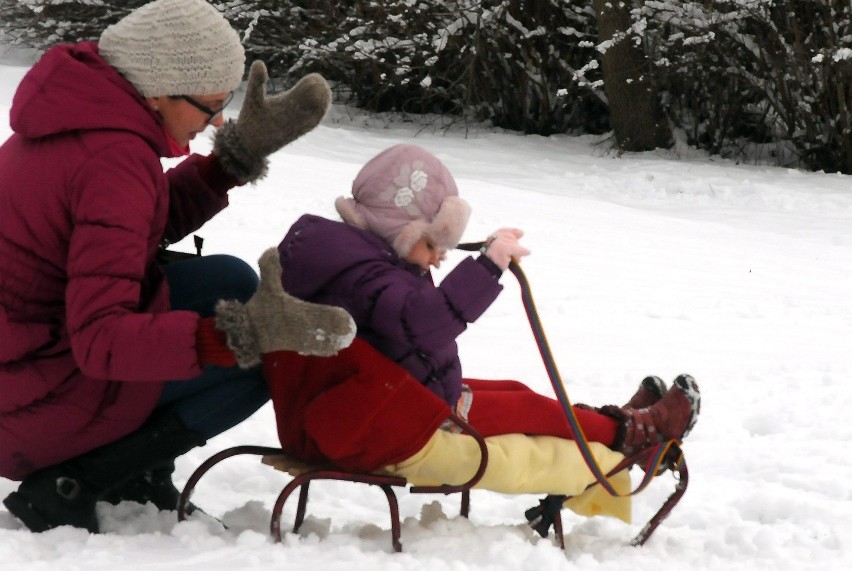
[[463, 379, 618, 446], [383, 429, 631, 522]]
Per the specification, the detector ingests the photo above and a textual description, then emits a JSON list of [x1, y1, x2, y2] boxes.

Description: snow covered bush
[[222, 0, 609, 136], [0, 0, 145, 45], [639, 0, 852, 173], [1, 0, 849, 173]]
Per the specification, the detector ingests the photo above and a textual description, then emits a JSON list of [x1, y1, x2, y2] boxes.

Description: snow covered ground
[[1, 49, 851, 570]]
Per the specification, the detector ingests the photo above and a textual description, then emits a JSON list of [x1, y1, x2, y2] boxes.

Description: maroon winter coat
[[0, 42, 235, 480]]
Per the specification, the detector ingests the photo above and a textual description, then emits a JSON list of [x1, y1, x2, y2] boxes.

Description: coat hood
[[10, 42, 169, 154]]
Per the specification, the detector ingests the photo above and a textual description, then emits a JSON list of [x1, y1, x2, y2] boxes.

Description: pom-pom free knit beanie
[[336, 144, 471, 258], [99, 0, 245, 97]]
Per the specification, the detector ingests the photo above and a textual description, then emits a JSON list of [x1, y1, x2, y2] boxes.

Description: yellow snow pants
[[383, 430, 632, 522]]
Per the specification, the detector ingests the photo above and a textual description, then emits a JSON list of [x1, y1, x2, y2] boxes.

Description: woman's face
[[146, 92, 232, 148], [405, 236, 447, 273]]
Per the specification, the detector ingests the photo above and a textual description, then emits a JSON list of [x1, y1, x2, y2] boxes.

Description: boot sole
[[673, 374, 701, 438], [3, 492, 53, 533]]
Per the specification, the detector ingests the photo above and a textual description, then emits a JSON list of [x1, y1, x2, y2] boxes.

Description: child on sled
[[264, 143, 701, 516]]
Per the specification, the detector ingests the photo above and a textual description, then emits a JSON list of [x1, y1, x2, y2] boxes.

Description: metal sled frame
[[177, 413, 489, 552], [177, 425, 687, 551]]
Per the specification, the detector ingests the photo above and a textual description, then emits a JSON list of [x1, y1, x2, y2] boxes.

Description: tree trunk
[[593, 0, 671, 151]]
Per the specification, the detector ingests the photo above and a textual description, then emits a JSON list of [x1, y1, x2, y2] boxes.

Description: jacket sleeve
[[161, 154, 232, 244], [353, 256, 503, 353], [64, 142, 203, 382]]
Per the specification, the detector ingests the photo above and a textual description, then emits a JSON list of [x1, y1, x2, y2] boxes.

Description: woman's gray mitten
[[214, 248, 356, 368], [214, 61, 332, 183]]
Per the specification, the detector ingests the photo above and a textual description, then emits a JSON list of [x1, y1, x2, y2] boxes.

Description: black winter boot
[[102, 461, 200, 515], [3, 407, 205, 533], [102, 461, 180, 509], [2, 466, 101, 532]]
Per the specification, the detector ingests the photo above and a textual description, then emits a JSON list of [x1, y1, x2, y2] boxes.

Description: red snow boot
[[603, 374, 701, 457]]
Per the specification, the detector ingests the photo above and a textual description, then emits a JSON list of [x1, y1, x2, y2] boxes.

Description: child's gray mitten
[[214, 248, 356, 368], [214, 61, 332, 183]]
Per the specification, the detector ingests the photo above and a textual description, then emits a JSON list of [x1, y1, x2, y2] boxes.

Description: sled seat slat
[[259, 453, 404, 479]]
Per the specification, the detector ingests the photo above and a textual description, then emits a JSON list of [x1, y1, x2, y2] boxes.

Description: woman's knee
[[166, 254, 259, 314], [204, 254, 259, 302]]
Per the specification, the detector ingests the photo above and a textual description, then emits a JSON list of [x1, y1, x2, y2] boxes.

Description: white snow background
[[1, 47, 851, 570]]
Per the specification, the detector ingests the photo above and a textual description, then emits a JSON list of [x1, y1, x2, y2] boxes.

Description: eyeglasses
[[175, 92, 234, 125]]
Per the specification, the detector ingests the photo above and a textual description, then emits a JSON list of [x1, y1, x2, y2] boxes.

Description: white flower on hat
[[409, 169, 428, 192], [394, 186, 415, 208], [382, 160, 430, 213], [393, 168, 428, 207]]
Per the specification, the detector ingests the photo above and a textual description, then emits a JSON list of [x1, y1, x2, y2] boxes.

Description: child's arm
[[363, 256, 504, 351], [401, 225, 530, 337]]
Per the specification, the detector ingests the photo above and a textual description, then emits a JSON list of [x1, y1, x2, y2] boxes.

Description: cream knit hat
[[99, 0, 245, 97], [336, 144, 471, 258]]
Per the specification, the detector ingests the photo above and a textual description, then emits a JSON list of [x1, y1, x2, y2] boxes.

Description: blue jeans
[[157, 254, 269, 439]]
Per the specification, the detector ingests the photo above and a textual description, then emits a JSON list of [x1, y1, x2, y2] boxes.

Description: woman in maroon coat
[[0, 0, 354, 533]]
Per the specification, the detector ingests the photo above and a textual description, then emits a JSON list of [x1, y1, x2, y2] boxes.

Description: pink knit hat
[[336, 144, 471, 257]]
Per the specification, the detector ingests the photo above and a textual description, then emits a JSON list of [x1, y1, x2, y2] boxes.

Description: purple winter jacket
[[0, 42, 234, 480], [277, 214, 504, 406]]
